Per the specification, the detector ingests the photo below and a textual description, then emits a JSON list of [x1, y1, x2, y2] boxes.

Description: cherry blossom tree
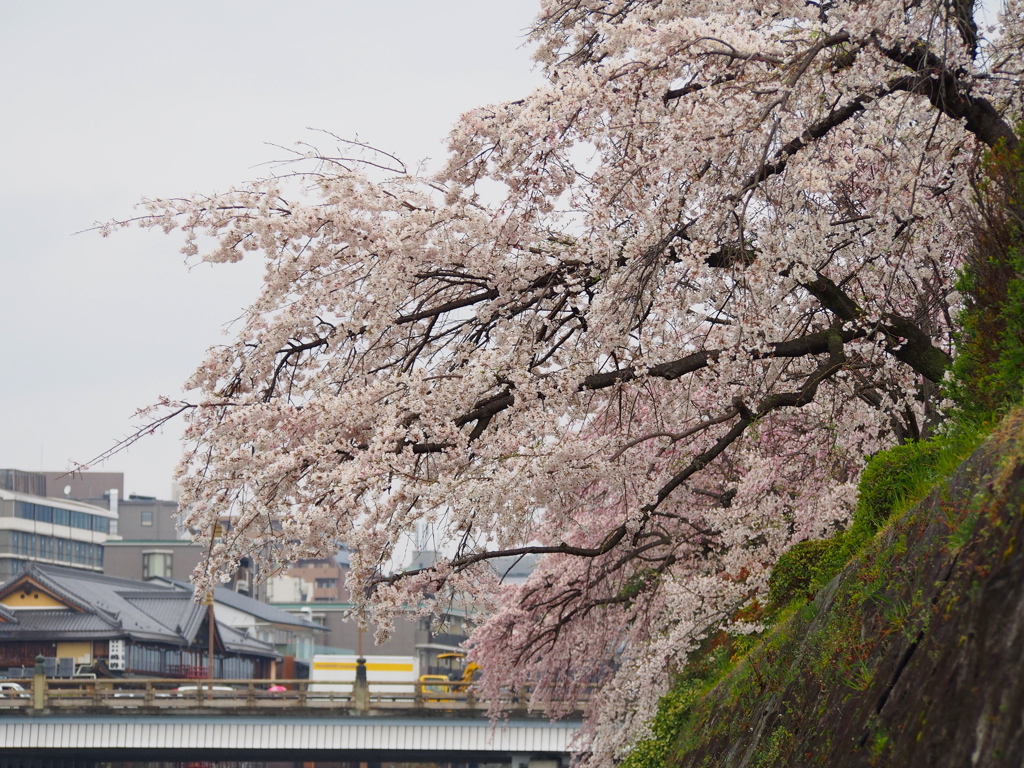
[[105, 0, 1024, 762]]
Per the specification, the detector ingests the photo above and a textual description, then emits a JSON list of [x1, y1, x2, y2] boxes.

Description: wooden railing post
[[32, 655, 46, 710]]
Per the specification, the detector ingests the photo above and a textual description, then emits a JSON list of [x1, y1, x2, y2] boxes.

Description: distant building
[[0, 467, 203, 587], [265, 551, 351, 604], [113, 494, 182, 542], [96, 488, 208, 586], [0, 470, 47, 497], [40, 471, 123, 503], [0, 564, 279, 679], [266, 548, 485, 673], [104, 538, 205, 583], [0, 470, 515, 676], [0, 487, 118, 581], [267, 596, 476, 674], [155, 578, 323, 668]]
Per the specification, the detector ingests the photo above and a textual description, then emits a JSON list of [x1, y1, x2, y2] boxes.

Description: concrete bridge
[[0, 714, 580, 765], [0, 678, 583, 766]]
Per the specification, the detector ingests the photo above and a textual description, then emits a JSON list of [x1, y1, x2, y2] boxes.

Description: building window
[[314, 578, 336, 589], [142, 551, 172, 579], [15, 502, 108, 533], [141, 509, 153, 527]]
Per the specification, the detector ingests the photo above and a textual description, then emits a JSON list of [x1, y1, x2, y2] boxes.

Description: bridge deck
[[0, 679, 584, 759]]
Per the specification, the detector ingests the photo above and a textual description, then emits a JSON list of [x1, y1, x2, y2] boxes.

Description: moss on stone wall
[[629, 409, 1024, 767]]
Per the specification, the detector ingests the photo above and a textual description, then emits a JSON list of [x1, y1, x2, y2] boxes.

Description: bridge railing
[[0, 677, 588, 715]]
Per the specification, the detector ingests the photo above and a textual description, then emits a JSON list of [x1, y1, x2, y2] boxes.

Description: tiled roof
[[157, 578, 322, 631], [19, 567, 109, 618], [0, 565, 278, 657], [0, 609, 117, 636], [121, 596, 203, 640], [218, 623, 283, 656]]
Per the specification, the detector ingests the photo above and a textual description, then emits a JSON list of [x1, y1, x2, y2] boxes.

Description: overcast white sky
[[0, 1, 542, 499]]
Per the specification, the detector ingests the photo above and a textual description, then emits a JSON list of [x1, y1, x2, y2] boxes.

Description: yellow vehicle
[[416, 653, 482, 701], [434, 652, 481, 692], [417, 674, 451, 702]]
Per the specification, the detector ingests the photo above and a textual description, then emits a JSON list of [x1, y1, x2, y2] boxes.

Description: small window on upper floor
[[143, 551, 172, 579], [141, 509, 153, 527]]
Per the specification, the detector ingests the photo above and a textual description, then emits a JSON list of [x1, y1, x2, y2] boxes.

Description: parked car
[[172, 684, 236, 698], [0, 682, 28, 703]]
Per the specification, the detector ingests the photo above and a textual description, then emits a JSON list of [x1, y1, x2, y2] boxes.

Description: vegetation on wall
[[620, 405, 1024, 767], [620, 126, 1024, 768], [946, 134, 1024, 419]]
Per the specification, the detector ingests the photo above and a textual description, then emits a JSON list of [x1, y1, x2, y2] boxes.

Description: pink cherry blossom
[[105, 0, 1021, 763]]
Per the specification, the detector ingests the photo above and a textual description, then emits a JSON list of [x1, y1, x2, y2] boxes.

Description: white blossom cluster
[[107, 0, 1020, 764]]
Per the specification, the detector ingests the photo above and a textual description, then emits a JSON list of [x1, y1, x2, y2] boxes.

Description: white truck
[[309, 654, 419, 698]]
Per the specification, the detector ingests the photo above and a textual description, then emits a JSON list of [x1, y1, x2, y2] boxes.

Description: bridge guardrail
[[0, 677, 589, 715]]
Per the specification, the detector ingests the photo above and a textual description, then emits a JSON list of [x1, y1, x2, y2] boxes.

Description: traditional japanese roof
[[0, 564, 278, 658], [0, 567, 99, 615], [0, 610, 116, 638], [156, 577, 322, 632], [217, 622, 286, 656]]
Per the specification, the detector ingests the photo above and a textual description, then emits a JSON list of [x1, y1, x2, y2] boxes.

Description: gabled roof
[[218, 622, 284, 656], [155, 578, 322, 632], [0, 569, 100, 616], [119, 592, 206, 644], [0, 565, 278, 658]]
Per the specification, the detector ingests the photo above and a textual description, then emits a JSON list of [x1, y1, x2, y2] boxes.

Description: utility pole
[[206, 592, 215, 679], [206, 522, 223, 683]]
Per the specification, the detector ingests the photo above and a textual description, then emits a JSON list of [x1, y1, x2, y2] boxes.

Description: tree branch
[[804, 273, 952, 381], [877, 39, 1016, 149], [396, 288, 500, 325], [380, 334, 850, 589]]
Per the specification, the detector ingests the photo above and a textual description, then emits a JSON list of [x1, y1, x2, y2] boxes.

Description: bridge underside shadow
[[0, 715, 578, 768], [0, 747, 565, 767]]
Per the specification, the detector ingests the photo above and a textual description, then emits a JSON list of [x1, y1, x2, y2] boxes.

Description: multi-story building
[[265, 553, 350, 604], [0, 487, 118, 581], [102, 492, 208, 585], [0, 470, 524, 676], [265, 548, 486, 673], [40, 470, 124, 503], [112, 494, 182, 541]]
